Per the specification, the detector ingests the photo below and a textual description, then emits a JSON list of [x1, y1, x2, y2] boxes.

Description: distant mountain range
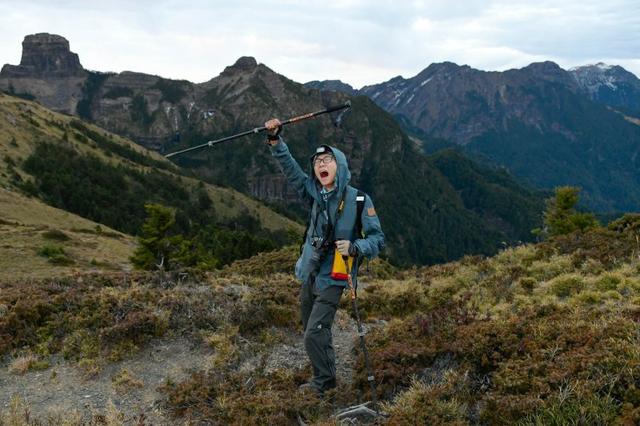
[[305, 61, 640, 212], [0, 33, 547, 265]]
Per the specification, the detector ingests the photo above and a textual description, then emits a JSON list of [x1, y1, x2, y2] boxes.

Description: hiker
[[264, 118, 385, 395]]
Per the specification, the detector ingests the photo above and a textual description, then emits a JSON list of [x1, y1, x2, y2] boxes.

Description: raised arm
[[265, 118, 316, 202]]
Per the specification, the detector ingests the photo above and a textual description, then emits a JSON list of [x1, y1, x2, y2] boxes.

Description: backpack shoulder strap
[[300, 198, 315, 254], [355, 190, 366, 238]]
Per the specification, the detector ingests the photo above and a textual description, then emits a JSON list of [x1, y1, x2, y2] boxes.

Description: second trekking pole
[[342, 255, 378, 413]]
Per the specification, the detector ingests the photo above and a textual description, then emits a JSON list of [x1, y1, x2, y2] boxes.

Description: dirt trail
[[0, 338, 211, 424], [246, 309, 359, 384], [0, 310, 362, 424]]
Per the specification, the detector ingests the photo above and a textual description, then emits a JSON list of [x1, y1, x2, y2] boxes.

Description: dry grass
[[355, 230, 640, 424], [203, 324, 240, 368], [8, 354, 47, 375], [111, 369, 144, 395], [0, 189, 135, 280], [0, 395, 126, 426]]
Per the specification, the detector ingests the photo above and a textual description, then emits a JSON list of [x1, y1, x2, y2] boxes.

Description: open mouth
[[320, 171, 329, 178]]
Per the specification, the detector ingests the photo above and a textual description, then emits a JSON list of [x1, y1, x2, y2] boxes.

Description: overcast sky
[[1, 0, 639, 88]]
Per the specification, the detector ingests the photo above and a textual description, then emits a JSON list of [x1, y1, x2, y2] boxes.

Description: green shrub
[[42, 229, 70, 241], [151, 78, 188, 103], [549, 275, 584, 298], [595, 274, 622, 292], [518, 277, 537, 292], [37, 244, 74, 265], [574, 291, 601, 305], [519, 393, 619, 426]]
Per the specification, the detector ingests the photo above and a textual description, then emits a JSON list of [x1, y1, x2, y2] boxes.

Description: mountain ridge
[[0, 33, 547, 265], [308, 60, 640, 212]]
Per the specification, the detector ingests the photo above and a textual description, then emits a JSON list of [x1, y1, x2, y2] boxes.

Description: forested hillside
[[0, 93, 301, 273]]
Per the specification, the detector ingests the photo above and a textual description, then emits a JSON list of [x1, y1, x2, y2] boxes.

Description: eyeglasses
[[313, 155, 335, 166]]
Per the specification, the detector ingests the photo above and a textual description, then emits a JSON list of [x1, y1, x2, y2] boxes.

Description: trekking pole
[[343, 255, 378, 413], [164, 101, 351, 158]]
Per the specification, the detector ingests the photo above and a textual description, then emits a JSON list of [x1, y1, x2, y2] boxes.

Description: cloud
[[0, 0, 638, 88]]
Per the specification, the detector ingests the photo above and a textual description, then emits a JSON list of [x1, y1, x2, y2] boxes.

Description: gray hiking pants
[[300, 276, 344, 392]]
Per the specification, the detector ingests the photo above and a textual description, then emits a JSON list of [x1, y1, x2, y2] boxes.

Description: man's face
[[313, 153, 337, 189]]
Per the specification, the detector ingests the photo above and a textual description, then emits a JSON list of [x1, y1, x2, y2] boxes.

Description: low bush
[[162, 368, 334, 424], [41, 229, 70, 241]]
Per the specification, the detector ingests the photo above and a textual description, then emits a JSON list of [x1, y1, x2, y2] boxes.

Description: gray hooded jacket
[[270, 138, 385, 290]]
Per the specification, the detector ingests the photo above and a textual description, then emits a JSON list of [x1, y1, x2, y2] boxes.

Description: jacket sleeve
[[353, 194, 385, 259], [269, 137, 314, 202]]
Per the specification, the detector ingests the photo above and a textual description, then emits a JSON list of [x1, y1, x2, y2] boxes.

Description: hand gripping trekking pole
[[164, 101, 351, 158], [343, 254, 378, 413]]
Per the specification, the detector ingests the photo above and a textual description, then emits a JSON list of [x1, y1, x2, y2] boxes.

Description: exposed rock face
[[1, 33, 85, 78], [359, 61, 584, 145], [0, 34, 86, 114], [357, 61, 640, 211], [304, 80, 358, 96], [570, 63, 640, 114], [221, 56, 258, 75]]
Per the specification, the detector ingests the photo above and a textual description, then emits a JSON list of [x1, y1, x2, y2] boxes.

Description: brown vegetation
[[2, 220, 640, 424]]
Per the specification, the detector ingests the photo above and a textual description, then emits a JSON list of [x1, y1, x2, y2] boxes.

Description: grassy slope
[[0, 93, 300, 232], [0, 187, 135, 280], [355, 222, 640, 424], [0, 93, 301, 279]]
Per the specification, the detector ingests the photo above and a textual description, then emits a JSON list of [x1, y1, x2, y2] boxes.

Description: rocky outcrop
[[0, 34, 86, 114], [221, 56, 258, 76], [304, 80, 358, 96], [1, 33, 85, 78]]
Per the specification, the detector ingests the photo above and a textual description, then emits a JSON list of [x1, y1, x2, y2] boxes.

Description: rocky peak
[[221, 56, 258, 76], [570, 63, 639, 87], [1, 33, 85, 78], [518, 61, 573, 85], [304, 79, 357, 95], [570, 62, 640, 112], [417, 61, 466, 77]]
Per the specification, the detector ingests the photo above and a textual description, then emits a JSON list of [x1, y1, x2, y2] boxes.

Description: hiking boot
[[323, 378, 337, 391], [298, 382, 322, 397]]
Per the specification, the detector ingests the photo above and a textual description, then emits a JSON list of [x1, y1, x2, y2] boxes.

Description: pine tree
[[130, 204, 179, 270], [540, 186, 599, 237]]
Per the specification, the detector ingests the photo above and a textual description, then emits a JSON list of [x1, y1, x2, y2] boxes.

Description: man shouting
[[265, 118, 385, 396]]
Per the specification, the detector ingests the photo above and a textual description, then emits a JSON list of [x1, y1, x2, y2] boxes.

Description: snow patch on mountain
[[420, 77, 433, 87]]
